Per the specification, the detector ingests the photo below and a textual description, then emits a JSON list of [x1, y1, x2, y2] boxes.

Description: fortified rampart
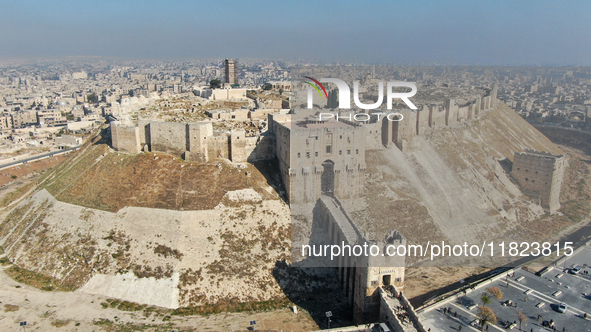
[[388, 85, 498, 151], [269, 85, 507, 325], [273, 117, 366, 205], [511, 149, 566, 213], [311, 85, 499, 152], [110, 120, 275, 163]]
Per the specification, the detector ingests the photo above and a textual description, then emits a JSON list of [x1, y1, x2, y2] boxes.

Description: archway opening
[[321, 160, 335, 196]]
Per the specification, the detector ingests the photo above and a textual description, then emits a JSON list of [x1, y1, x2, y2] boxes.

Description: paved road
[[0, 145, 81, 171]]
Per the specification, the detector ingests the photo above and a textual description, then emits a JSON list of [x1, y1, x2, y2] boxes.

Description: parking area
[[418, 244, 591, 331]]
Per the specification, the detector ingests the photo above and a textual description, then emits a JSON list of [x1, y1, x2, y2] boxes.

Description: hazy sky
[[1, 0, 590, 65]]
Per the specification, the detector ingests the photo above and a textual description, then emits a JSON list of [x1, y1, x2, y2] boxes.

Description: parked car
[[557, 302, 567, 313], [570, 266, 582, 274]]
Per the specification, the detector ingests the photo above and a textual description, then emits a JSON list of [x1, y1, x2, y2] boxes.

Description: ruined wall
[[416, 106, 430, 135], [111, 122, 140, 153], [186, 122, 212, 162], [392, 109, 416, 151], [429, 104, 446, 129], [457, 105, 469, 121], [207, 135, 230, 160], [474, 97, 481, 116], [445, 99, 459, 126], [149, 121, 188, 156], [467, 104, 475, 119], [246, 134, 276, 162], [373, 86, 499, 151], [249, 108, 277, 120], [229, 131, 247, 162], [511, 150, 566, 213], [210, 88, 248, 100], [110, 119, 273, 164]]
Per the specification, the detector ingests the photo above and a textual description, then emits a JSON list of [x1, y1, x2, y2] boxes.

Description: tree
[[279, 88, 284, 95], [263, 83, 273, 90], [516, 310, 527, 331], [210, 79, 222, 89], [481, 293, 490, 307], [327, 89, 338, 108], [477, 306, 497, 331], [87, 93, 98, 104], [486, 287, 503, 300]]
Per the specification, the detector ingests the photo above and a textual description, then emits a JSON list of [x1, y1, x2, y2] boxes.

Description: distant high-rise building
[[224, 59, 238, 85]]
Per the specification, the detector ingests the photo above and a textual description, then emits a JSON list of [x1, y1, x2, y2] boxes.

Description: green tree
[[327, 89, 338, 108], [210, 79, 222, 89], [279, 88, 284, 95], [477, 306, 497, 331], [263, 83, 273, 90], [481, 293, 490, 307], [87, 93, 98, 104]]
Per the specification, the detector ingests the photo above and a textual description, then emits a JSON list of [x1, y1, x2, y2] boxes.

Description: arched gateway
[[321, 160, 335, 196]]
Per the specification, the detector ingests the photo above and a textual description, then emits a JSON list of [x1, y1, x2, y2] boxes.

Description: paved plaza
[[419, 244, 591, 331]]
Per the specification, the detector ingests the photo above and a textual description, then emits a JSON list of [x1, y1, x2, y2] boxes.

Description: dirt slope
[[353, 104, 569, 267]]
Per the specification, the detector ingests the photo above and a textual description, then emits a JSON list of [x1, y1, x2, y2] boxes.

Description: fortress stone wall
[[388, 85, 498, 151], [267, 85, 519, 324], [111, 124, 140, 153], [111, 120, 274, 163], [273, 117, 366, 205], [511, 150, 566, 213]]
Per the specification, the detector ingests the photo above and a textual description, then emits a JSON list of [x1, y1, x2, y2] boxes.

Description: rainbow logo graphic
[[303, 76, 328, 99]]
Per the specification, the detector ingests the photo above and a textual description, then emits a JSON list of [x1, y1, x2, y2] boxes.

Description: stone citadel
[[109, 84, 565, 326]]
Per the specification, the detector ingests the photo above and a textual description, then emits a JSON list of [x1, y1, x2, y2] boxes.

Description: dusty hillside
[[0, 131, 346, 316], [0, 188, 295, 307], [352, 104, 570, 267], [36, 131, 281, 212], [405, 127, 591, 301]]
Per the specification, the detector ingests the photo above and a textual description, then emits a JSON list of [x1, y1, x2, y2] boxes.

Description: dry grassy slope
[[354, 104, 566, 266], [0, 131, 305, 308], [37, 134, 280, 212]]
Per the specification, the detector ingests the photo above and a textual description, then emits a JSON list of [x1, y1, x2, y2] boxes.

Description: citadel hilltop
[[109, 76, 565, 325], [0, 64, 581, 331]]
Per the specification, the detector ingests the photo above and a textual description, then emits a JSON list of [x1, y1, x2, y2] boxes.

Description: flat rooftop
[[418, 243, 591, 331]]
